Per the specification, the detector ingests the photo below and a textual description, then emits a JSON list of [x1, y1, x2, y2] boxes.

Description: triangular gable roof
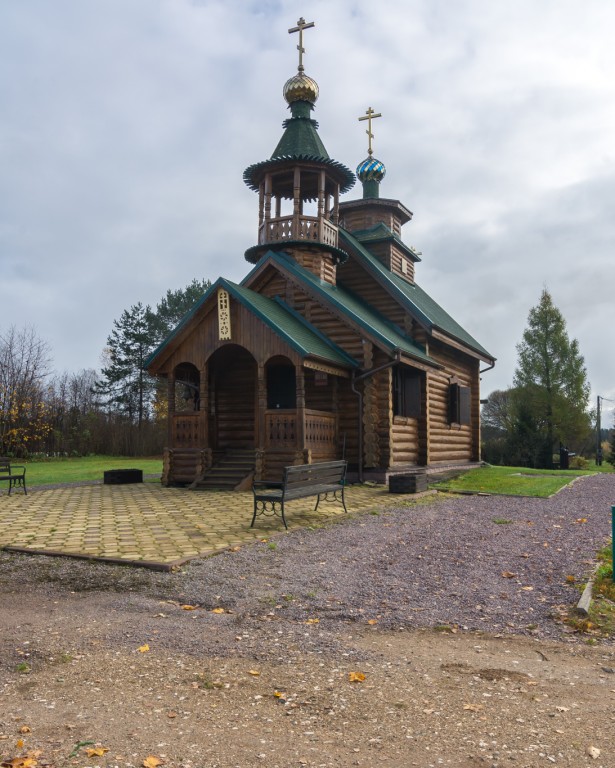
[[145, 277, 358, 371], [339, 228, 495, 362], [242, 251, 437, 368]]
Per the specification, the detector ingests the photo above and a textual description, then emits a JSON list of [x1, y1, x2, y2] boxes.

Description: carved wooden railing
[[265, 408, 337, 457], [265, 410, 297, 448], [305, 409, 337, 458], [171, 412, 202, 449], [259, 215, 338, 247]]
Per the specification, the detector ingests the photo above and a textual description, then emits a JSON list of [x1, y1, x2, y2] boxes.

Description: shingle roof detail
[[339, 229, 495, 361]]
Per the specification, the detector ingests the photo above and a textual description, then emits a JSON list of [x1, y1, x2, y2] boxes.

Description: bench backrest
[[283, 460, 346, 491], [0, 458, 11, 474]]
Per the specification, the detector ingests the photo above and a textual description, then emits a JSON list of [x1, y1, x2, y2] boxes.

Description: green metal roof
[[145, 277, 358, 371], [350, 222, 422, 262], [272, 112, 330, 160], [243, 252, 436, 367], [339, 228, 495, 360]]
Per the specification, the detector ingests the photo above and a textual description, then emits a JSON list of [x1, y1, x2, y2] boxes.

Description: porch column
[[257, 363, 266, 450], [296, 365, 306, 450], [167, 372, 175, 447], [199, 362, 208, 448]]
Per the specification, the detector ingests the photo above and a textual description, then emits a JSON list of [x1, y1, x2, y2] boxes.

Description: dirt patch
[[1, 473, 614, 766]]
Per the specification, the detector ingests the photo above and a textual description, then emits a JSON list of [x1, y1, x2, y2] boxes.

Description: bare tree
[[0, 325, 52, 456]]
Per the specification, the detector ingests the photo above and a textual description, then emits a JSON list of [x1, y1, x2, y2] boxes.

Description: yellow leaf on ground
[[180, 604, 198, 611], [229, 546, 241, 552], [85, 747, 109, 757], [4, 759, 38, 768], [348, 671, 366, 683], [305, 618, 320, 624], [138, 644, 150, 653], [248, 669, 261, 676], [575, 518, 588, 524], [18, 726, 31, 734], [143, 756, 164, 768], [367, 619, 378, 625], [211, 607, 225, 614], [566, 575, 576, 583], [521, 586, 534, 591], [15, 739, 25, 749], [501, 571, 516, 579], [273, 690, 286, 698]]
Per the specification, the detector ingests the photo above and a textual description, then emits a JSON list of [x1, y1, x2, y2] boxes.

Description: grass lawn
[[16, 456, 163, 487], [432, 464, 596, 498]]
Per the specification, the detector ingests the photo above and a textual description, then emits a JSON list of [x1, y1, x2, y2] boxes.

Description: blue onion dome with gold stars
[[357, 156, 386, 183]]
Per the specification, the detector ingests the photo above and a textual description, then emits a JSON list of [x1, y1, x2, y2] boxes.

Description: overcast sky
[[2, 0, 614, 424]]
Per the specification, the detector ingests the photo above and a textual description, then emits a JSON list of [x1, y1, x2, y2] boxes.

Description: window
[[393, 367, 422, 418], [266, 364, 296, 409], [449, 382, 471, 425]]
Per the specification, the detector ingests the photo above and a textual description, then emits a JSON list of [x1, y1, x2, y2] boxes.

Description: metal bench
[[0, 458, 27, 495], [251, 460, 347, 529]]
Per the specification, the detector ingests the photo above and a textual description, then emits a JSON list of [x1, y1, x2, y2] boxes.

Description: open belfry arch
[[145, 17, 495, 489]]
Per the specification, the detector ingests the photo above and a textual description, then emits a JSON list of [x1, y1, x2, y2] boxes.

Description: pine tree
[[147, 278, 211, 345], [513, 289, 591, 467], [95, 303, 156, 427]]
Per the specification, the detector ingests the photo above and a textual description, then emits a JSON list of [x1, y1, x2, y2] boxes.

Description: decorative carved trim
[[217, 288, 231, 340]]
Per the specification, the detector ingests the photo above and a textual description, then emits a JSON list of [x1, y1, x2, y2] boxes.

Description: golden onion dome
[[283, 72, 319, 105]]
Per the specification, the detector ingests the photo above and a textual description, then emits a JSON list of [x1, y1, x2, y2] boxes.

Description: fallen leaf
[[565, 575, 575, 583], [463, 703, 483, 711], [367, 619, 378, 625], [15, 739, 24, 749], [273, 691, 286, 698], [138, 644, 150, 653], [229, 546, 241, 552], [348, 671, 366, 683], [501, 571, 517, 579], [167, 711, 177, 719], [305, 618, 320, 624], [85, 747, 109, 757], [521, 586, 534, 591], [248, 669, 261, 676], [3, 759, 38, 768], [143, 757, 164, 768], [18, 727, 31, 735], [180, 604, 198, 611], [211, 608, 225, 614], [575, 518, 588, 524]]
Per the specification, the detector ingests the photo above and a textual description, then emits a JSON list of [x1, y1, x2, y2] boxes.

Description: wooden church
[[145, 18, 495, 488]]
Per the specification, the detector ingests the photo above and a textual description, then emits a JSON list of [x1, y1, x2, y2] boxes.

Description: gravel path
[[2, 472, 613, 649]]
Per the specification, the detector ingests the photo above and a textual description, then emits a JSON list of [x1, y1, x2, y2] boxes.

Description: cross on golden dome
[[289, 17, 315, 72], [359, 106, 382, 157]]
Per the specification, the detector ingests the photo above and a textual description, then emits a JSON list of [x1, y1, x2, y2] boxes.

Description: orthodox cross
[[289, 17, 315, 72], [359, 106, 382, 156]]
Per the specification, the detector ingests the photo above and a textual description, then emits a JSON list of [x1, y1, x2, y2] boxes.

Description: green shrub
[[569, 455, 589, 469]]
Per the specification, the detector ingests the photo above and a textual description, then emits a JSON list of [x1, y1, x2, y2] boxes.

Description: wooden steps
[[189, 450, 255, 491]]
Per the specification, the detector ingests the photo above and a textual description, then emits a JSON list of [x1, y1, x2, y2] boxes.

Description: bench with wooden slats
[[251, 460, 347, 529], [0, 458, 27, 495]]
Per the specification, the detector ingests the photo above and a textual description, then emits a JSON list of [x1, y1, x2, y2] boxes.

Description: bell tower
[[243, 18, 355, 284]]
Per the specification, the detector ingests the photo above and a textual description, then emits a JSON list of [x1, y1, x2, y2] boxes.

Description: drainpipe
[[351, 350, 402, 483], [479, 361, 495, 375]]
